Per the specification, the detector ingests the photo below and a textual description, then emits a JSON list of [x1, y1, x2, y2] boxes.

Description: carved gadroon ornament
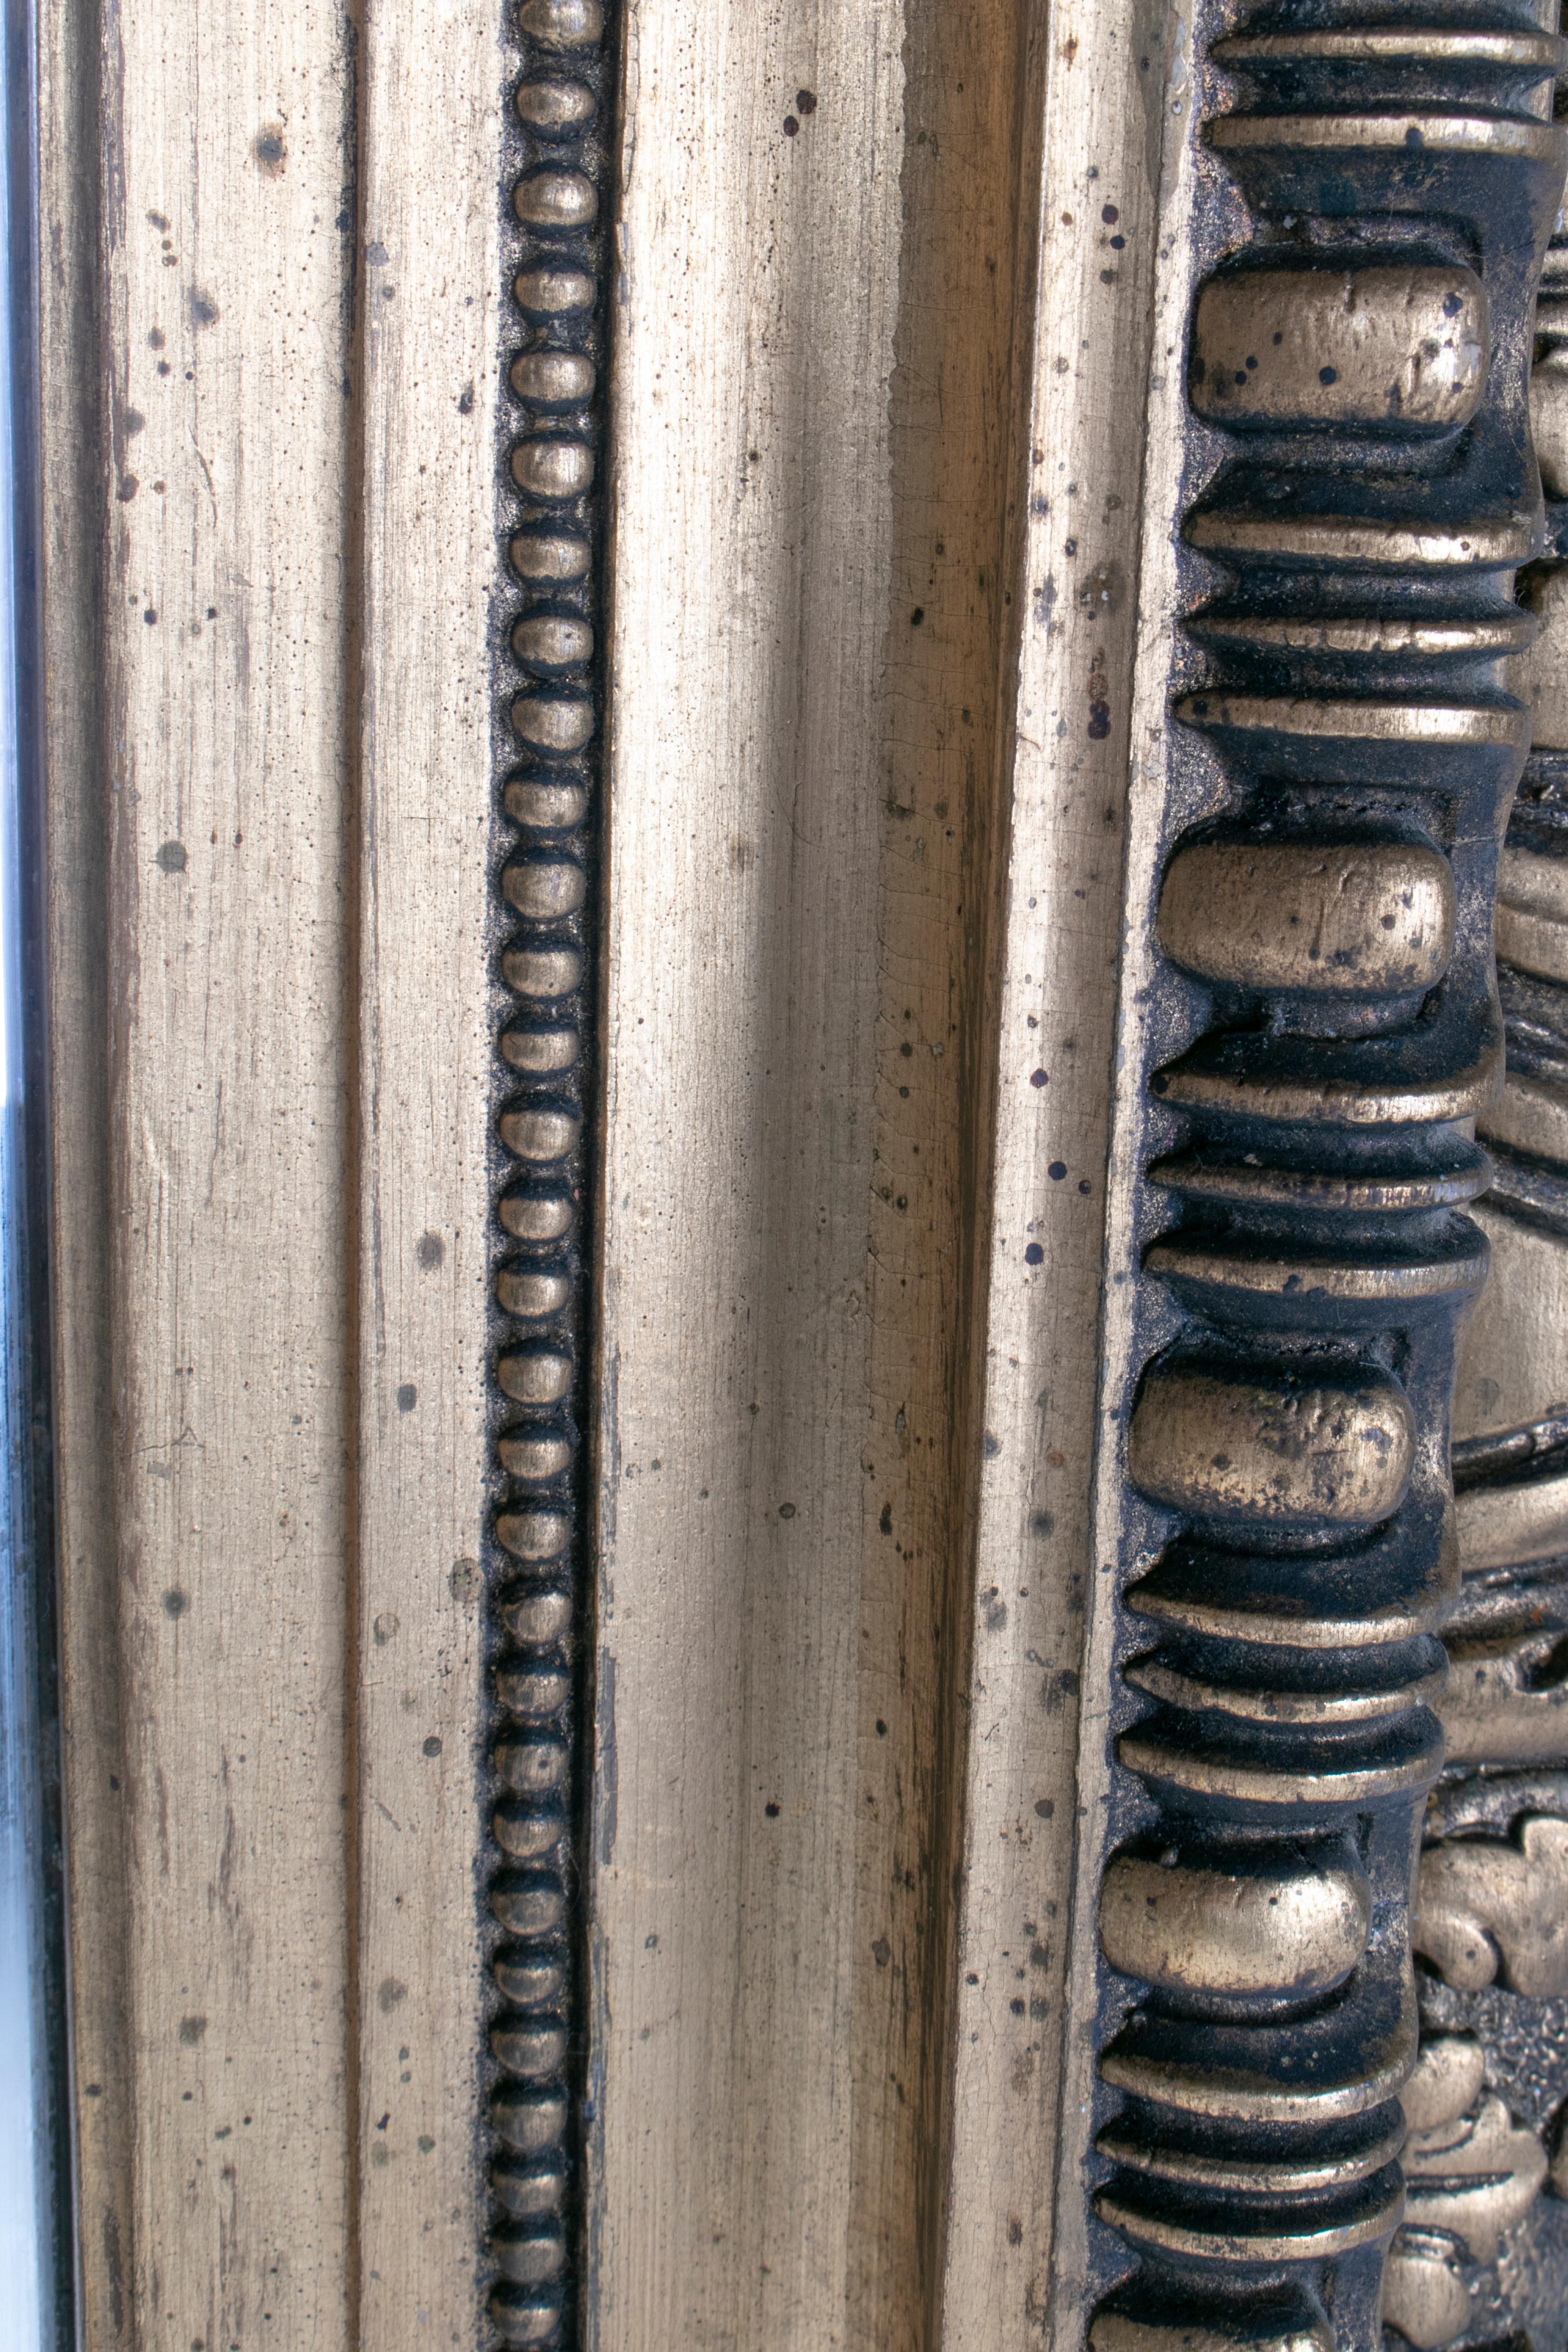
[[485, 0, 612, 2343], [1085, 5, 1567, 2349]]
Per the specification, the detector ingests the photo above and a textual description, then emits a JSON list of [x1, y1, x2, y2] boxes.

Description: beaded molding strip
[[484, 2, 613, 2344], [1372, 190, 1568, 2349], [474, 6, 1568, 2347], [1086, 7, 1567, 2349]]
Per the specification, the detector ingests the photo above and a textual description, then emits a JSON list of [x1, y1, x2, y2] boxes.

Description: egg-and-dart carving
[[1087, 8, 1567, 2352], [483, 0, 612, 2344]]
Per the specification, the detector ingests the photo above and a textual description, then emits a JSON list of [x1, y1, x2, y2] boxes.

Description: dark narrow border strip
[[6, 0, 74, 2339], [483, 2, 614, 2344]]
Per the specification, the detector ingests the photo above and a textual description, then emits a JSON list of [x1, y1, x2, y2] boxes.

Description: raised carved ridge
[[1089, 7, 1566, 2347], [485, 1, 611, 2343], [1377, 179, 1568, 2347]]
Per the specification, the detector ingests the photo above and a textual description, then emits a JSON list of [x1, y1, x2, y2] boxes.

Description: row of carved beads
[[487, 1, 607, 2346], [1091, 8, 1566, 2349]]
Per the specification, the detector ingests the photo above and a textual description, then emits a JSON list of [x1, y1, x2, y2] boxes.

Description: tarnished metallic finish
[[1158, 839, 1457, 996], [1190, 266, 1488, 433], [1382, 189, 1568, 2347], [1384, 2034, 1548, 2345], [1416, 1817, 1568, 1993], [1086, 5, 1566, 2346], [486, 0, 613, 2342], [46, 0, 1568, 2330], [1099, 1846, 1373, 1999]]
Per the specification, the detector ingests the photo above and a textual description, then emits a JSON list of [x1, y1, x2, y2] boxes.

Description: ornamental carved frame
[[32, 0, 1568, 2347]]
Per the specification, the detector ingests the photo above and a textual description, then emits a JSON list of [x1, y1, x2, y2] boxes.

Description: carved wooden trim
[[1376, 174, 1568, 2352], [485, 2, 615, 2343], [1074, 9, 1567, 2347], [34, 0, 1568, 2342]]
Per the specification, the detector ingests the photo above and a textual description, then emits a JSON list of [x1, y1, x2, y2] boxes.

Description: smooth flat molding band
[[1085, 5, 1567, 2348]]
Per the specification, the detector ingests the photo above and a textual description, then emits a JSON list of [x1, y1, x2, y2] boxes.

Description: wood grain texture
[[42, 2, 508, 2342], [589, 3, 1178, 2337], [39, 0, 1187, 2336], [36, 0, 130, 2340], [352, 3, 499, 2343], [589, 4, 905, 2344], [940, 4, 1174, 2343], [1050, 0, 1201, 2334], [96, 5, 357, 2341], [848, 5, 1030, 2345]]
